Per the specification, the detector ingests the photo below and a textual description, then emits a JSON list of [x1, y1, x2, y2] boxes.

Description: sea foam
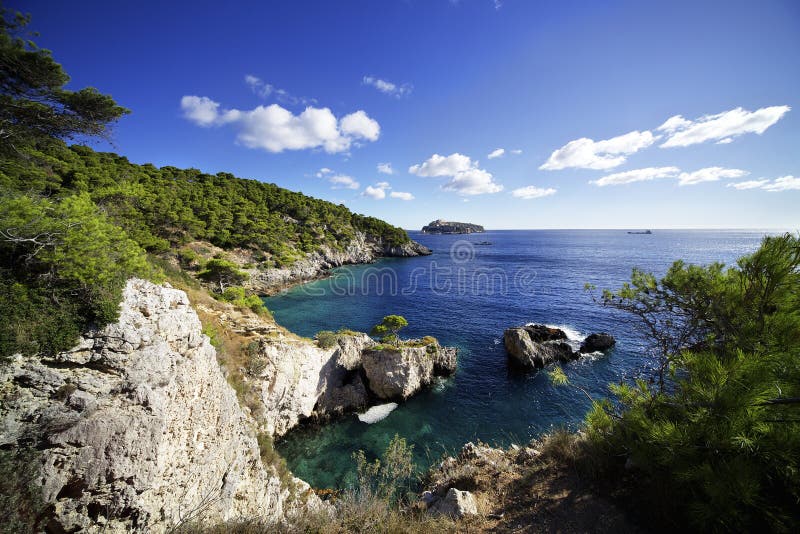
[[357, 402, 398, 424]]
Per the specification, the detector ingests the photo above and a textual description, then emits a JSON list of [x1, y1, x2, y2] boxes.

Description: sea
[[266, 229, 771, 489]]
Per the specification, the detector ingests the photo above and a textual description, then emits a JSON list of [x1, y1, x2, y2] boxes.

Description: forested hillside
[[0, 6, 410, 360]]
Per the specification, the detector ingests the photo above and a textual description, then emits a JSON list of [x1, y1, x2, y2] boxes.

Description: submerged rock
[[580, 333, 616, 353]]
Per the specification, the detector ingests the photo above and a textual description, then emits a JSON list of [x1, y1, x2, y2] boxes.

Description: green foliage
[[316, 330, 339, 349], [0, 192, 148, 359], [0, 7, 128, 156], [370, 315, 409, 346], [199, 259, 247, 292], [587, 233, 800, 532], [353, 434, 415, 505]]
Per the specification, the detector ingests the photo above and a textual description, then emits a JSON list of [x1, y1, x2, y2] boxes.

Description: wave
[[357, 402, 398, 424]]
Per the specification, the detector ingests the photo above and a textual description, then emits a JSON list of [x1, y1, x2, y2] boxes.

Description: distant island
[[421, 219, 485, 234], [627, 230, 653, 234]]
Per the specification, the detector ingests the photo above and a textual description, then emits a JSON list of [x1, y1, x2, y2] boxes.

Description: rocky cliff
[[250, 232, 431, 295], [0, 280, 320, 532]]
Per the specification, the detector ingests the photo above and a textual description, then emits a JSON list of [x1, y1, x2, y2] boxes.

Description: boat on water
[[627, 230, 653, 234]]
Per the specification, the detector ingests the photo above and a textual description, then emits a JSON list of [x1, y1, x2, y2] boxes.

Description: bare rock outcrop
[[0, 279, 318, 533], [504, 326, 576, 368], [361, 340, 457, 401]]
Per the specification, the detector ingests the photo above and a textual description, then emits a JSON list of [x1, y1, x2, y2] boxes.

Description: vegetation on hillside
[[0, 6, 410, 360]]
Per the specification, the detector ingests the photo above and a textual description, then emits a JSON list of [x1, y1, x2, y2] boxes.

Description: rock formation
[[504, 324, 615, 369], [580, 333, 616, 353], [361, 341, 456, 401], [255, 334, 458, 433], [0, 279, 320, 533], [421, 219, 485, 234]]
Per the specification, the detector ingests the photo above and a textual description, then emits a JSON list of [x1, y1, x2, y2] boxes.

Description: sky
[[14, 0, 800, 230]]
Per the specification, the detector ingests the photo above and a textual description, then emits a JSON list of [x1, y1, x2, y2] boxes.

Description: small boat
[[627, 230, 652, 235]]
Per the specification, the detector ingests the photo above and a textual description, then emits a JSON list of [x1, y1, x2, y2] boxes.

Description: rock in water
[[504, 325, 578, 368], [580, 333, 616, 353]]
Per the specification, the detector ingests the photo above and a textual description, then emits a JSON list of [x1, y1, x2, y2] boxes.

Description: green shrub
[[583, 233, 800, 532], [316, 330, 339, 349]]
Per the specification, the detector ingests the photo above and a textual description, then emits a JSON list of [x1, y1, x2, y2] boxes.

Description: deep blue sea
[[267, 230, 768, 489]]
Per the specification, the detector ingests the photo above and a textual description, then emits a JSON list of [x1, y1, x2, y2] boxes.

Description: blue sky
[[16, 0, 800, 230]]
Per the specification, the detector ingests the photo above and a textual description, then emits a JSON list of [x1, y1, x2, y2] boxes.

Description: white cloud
[[409, 153, 503, 195], [362, 75, 413, 98], [181, 95, 380, 153], [377, 162, 394, 175], [591, 167, 680, 187], [488, 148, 505, 159], [717, 138, 733, 145], [510, 149, 523, 155], [409, 153, 473, 177], [390, 191, 414, 201], [329, 175, 360, 190], [340, 110, 380, 141], [363, 182, 391, 199], [180, 96, 221, 127], [727, 179, 770, 190], [316, 167, 333, 177], [763, 175, 800, 192], [511, 186, 557, 199], [659, 106, 790, 148], [442, 168, 504, 195], [540, 130, 656, 170], [676, 167, 747, 186]]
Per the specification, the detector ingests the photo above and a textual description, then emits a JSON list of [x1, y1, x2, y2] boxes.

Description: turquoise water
[[267, 230, 767, 489]]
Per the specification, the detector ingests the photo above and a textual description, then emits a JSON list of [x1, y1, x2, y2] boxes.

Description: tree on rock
[[198, 258, 247, 293], [370, 315, 408, 346]]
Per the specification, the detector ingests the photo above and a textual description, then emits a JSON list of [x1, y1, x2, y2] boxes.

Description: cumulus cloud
[[377, 162, 394, 175], [390, 191, 414, 200], [591, 167, 680, 187], [488, 148, 505, 159], [363, 185, 386, 199], [409, 153, 473, 177], [181, 95, 380, 153], [180, 96, 221, 127], [676, 167, 747, 186], [540, 130, 656, 170], [511, 186, 557, 199], [362, 76, 413, 98], [727, 179, 770, 190], [409, 153, 503, 195], [658, 106, 790, 148]]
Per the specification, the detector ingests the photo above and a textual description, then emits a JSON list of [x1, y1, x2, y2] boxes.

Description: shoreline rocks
[[504, 324, 616, 369], [249, 232, 431, 295], [361, 340, 457, 401]]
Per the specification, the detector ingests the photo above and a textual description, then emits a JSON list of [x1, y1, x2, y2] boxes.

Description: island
[[421, 219, 485, 234]]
